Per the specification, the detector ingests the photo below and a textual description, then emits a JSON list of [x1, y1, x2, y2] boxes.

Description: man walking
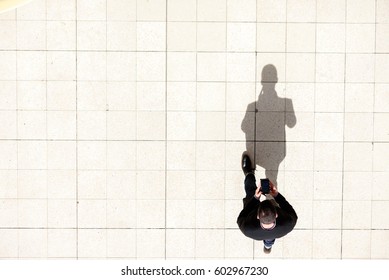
[[237, 153, 298, 254]]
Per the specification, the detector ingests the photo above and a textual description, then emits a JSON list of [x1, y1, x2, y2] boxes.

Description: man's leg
[[263, 239, 275, 254], [245, 173, 256, 198]]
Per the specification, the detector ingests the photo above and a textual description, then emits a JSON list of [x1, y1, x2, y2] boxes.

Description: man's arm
[[274, 192, 298, 222], [237, 196, 260, 227]]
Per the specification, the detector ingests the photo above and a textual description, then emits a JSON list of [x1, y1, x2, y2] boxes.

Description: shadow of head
[[261, 64, 278, 88]]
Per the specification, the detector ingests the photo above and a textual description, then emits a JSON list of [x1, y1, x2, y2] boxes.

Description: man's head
[[257, 200, 278, 230]]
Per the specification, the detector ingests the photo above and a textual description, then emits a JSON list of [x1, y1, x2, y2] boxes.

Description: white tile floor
[[0, 0, 388, 259]]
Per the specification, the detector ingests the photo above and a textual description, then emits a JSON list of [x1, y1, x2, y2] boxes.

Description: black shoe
[[263, 246, 272, 254], [241, 152, 254, 176]]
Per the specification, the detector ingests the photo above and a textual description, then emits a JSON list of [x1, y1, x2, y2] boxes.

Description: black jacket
[[237, 193, 298, 240]]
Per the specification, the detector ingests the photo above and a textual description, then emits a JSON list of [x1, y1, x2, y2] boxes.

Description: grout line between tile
[[194, 0, 198, 260], [15, 6, 19, 259], [134, 0, 138, 260], [75, 0, 79, 260], [370, 0, 378, 259], [310, 0, 318, 259], [45, 0, 48, 259], [105, 0, 108, 259], [340, 0, 348, 260], [164, 0, 168, 260]]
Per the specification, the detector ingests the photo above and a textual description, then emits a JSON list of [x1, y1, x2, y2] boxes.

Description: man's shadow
[[241, 64, 296, 186]]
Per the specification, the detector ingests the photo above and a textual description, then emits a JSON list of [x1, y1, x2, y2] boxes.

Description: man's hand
[[254, 187, 262, 200], [269, 181, 278, 197]]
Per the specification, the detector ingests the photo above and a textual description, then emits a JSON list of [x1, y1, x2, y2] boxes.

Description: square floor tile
[[257, 23, 286, 52], [166, 171, 196, 200], [167, 0, 196, 21], [197, 112, 226, 141], [197, 0, 226, 22], [345, 83, 374, 112], [284, 171, 314, 200], [166, 229, 195, 259], [78, 200, 106, 228], [137, 112, 166, 140], [107, 200, 136, 228], [227, 0, 256, 22], [196, 171, 225, 199], [227, 23, 256, 52], [78, 229, 106, 258], [316, 54, 345, 83], [137, 200, 165, 228], [0, 170, 17, 199], [375, 54, 389, 83], [317, 0, 345, 23], [286, 53, 315, 83], [107, 0, 136, 21], [345, 113, 374, 142], [77, 0, 106, 21], [107, 22, 136, 51], [18, 141, 47, 170], [287, 23, 315, 52], [346, 0, 375, 23], [343, 200, 372, 229], [48, 199, 76, 228], [227, 53, 256, 82], [197, 22, 226, 52], [166, 200, 195, 228], [197, 82, 225, 111], [78, 170, 106, 199], [373, 172, 389, 200], [341, 230, 371, 259], [373, 143, 389, 171], [374, 113, 389, 142], [257, 0, 286, 22], [19, 229, 47, 258], [167, 82, 196, 111], [136, 171, 165, 200], [371, 230, 389, 259], [167, 52, 196, 82], [316, 24, 345, 53], [137, 22, 166, 52], [287, 0, 316, 22], [346, 24, 375, 53], [137, 0, 166, 21], [344, 143, 373, 171], [312, 230, 341, 259], [167, 141, 196, 171], [197, 53, 226, 82], [372, 201, 389, 229], [0, 200, 17, 227], [77, 21, 106, 51], [167, 22, 196, 52], [48, 229, 77, 258], [343, 171, 372, 200], [312, 201, 342, 229], [195, 229, 224, 259], [136, 229, 165, 259], [196, 200, 225, 228], [225, 229, 254, 258], [315, 83, 344, 113], [314, 142, 343, 171], [18, 199, 47, 228], [346, 54, 375, 83], [107, 229, 136, 258], [283, 230, 313, 258]]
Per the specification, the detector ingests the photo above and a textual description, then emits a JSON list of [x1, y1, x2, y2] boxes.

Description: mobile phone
[[260, 179, 270, 194]]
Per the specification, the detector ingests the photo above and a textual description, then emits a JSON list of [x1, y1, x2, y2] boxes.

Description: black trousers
[[243, 173, 256, 206]]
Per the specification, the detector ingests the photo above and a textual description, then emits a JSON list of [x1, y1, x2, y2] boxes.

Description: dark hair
[[257, 200, 277, 224]]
